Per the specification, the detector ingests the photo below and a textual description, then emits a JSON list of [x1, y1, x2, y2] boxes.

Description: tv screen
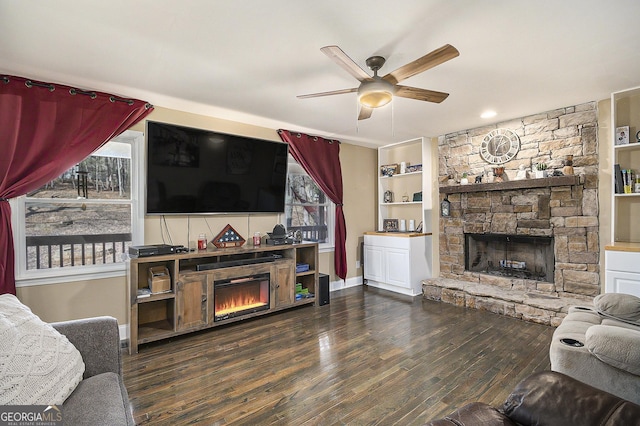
[[145, 121, 288, 215]]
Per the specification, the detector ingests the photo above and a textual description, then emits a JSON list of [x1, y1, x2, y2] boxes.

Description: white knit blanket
[[0, 294, 85, 405]]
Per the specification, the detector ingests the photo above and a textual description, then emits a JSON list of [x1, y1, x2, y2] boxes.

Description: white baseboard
[[330, 275, 362, 292], [119, 324, 129, 344]]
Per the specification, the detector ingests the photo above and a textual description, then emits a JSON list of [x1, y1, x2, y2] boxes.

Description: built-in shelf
[[381, 201, 422, 206], [439, 175, 580, 194], [380, 170, 422, 179]]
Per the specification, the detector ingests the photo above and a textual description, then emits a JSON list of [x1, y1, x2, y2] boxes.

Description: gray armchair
[[53, 316, 134, 426]]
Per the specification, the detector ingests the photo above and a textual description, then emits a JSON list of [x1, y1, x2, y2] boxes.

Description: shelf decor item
[[535, 163, 548, 178], [212, 224, 246, 248], [380, 164, 399, 177], [563, 155, 574, 176], [493, 167, 505, 182], [405, 164, 422, 173], [616, 126, 630, 145], [148, 266, 171, 294], [383, 218, 399, 232]]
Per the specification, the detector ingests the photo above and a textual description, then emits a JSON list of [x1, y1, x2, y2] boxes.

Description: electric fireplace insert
[[214, 272, 270, 322]]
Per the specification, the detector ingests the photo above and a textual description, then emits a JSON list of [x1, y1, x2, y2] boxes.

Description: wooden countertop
[[605, 242, 640, 252], [365, 232, 432, 237]]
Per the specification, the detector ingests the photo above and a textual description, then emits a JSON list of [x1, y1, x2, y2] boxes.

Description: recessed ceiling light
[[481, 110, 497, 119]]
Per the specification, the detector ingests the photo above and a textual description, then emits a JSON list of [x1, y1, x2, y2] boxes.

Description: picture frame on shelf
[[382, 219, 399, 232], [380, 164, 399, 177], [616, 126, 630, 145]]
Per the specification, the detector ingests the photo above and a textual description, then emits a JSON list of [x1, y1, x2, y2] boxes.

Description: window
[[284, 157, 334, 252], [10, 131, 144, 285]]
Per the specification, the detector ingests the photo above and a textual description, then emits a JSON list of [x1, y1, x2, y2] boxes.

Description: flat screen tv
[[145, 121, 288, 215]]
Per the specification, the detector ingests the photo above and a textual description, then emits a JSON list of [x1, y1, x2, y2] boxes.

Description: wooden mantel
[[439, 175, 580, 194]]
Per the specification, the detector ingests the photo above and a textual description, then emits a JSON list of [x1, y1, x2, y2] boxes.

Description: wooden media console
[[128, 242, 318, 353]]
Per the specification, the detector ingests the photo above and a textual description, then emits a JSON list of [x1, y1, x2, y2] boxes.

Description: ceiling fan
[[298, 44, 459, 120]]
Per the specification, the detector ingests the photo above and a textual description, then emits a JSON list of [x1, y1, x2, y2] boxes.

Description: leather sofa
[[425, 371, 640, 426]]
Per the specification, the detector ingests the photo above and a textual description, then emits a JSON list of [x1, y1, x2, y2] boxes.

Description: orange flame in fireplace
[[215, 284, 268, 316]]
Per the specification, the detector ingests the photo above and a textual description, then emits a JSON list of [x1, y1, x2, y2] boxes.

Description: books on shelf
[[137, 287, 152, 299]]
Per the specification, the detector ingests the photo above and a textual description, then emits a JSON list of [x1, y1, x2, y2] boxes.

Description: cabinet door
[[176, 274, 208, 330], [385, 248, 410, 288], [364, 244, 384, 282], [273, 261, 295, 307], [606, 270, 640, 298]]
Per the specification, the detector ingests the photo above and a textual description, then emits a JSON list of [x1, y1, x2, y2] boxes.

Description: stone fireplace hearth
[[423, 102, 600, 326]]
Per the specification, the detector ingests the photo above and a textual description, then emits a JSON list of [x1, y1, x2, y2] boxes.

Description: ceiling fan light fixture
[[358, 78, 395, 108]]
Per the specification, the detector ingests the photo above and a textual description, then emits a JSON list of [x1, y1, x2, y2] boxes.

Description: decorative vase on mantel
[[563, 155, 574, 176]]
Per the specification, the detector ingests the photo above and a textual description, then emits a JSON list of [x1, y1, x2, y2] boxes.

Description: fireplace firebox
[[465, 234, 554, 283], [214, 273, 270, 322]]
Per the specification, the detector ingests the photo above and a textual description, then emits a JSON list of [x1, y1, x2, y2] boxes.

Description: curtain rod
[[1, 75, 153, 109], [277, 129, 340, 144]]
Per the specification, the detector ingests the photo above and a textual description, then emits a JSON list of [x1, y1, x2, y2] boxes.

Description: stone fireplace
[[423, 102, 600, 326]]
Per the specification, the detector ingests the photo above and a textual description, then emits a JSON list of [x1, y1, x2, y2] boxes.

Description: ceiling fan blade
[[321, 45, 372, 82], [297, 87, 358, 99], [358, 106, 373, 120], [383, 44, 459, 85], [395, 86, 450, 103]]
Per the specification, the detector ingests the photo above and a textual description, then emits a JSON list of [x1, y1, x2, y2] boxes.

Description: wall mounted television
[[145, 121, 288, 215]]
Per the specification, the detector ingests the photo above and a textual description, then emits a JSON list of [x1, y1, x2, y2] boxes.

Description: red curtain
[[0, 75, 153, 294], [278, 129, 347, 280]]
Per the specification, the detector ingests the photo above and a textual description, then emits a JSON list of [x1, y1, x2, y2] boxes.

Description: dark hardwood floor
[[123, 286, 554, 425]]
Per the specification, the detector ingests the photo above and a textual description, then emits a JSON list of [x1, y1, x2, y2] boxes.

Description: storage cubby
[[137, 299, 175, 343], [295, 244, 318, 301], [135, 259, 176, 295]]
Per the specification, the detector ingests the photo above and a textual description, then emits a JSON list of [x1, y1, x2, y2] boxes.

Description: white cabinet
[[605, 86, 640, 294], [363, 244, 384, 282], [363, 233, 432, 296], [605, 249, 640, 297]]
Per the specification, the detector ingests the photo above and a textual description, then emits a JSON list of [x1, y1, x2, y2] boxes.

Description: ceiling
[[2, 0, 640, 147]]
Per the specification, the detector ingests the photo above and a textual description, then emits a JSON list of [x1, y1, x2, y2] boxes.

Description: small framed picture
[[383, 219, 399, 232], [616, 126, 630, 145], [380, 164, 399, 177]]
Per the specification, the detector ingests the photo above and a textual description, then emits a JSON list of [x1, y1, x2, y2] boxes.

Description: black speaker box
[[318, 273, 330, 306]]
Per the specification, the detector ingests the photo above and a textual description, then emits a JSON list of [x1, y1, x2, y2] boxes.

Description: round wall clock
[[480, 128, 520, 164]]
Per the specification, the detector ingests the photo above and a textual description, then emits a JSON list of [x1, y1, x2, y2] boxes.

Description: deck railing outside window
[[25, 233, 131, 269]]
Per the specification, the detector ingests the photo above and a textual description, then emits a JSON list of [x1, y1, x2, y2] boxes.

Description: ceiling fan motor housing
[[358, 77, 395, 108]]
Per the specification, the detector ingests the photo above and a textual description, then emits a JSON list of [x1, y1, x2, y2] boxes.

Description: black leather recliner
[[425, 371, 640, 426]]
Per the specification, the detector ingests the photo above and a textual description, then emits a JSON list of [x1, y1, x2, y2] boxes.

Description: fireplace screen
[[214, 273, 270, 321], [465, 234, 554, 283]]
